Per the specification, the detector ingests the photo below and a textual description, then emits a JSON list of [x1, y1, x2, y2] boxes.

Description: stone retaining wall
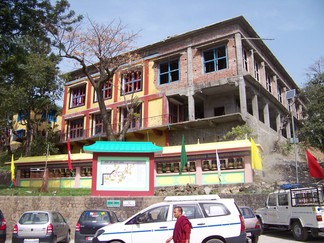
[[0, 193, 267, 240]]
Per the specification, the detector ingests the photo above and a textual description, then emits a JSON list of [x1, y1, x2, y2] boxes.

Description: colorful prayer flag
[[11, 154, 16, 186], [179, 135, 188, 175], [67, 136, 73, 170], [216, 149, 221, 182], [251, 138, 262, 170]]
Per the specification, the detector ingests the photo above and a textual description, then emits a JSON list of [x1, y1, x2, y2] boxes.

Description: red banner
[[67, 137, 73, 170], [306, 150, 324, 179]]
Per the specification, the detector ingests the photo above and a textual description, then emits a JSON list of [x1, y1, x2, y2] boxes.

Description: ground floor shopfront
[[11, 139, 257, 188]]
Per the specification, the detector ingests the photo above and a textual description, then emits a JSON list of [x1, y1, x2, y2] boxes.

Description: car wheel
[[252, 235, 259, 243], [258, 217, 267, 234], [205, 239, 224, 243], [52, 236, 57, 243], [63, 232, 70, 243], [292, 221, 308, 241]]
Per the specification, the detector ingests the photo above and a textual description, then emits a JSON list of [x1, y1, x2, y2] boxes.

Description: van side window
[[200, 203, 229, 217], [268, 194, 277, 206], [173, 204, 203, 220]]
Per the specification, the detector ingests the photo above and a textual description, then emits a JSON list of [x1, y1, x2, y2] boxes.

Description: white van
[[92, 195, 246, 243]]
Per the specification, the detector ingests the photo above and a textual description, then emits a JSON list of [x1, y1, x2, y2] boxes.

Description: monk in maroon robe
[[166, 206, 192, 243]]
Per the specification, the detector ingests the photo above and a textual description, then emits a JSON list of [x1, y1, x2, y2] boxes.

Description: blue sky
[[62, 0, 324, 87]]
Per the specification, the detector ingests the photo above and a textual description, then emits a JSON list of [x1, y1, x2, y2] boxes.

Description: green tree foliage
[[0, 0, 81, 155], [223, 124, 254, 141], [299, 58, 324, 152]]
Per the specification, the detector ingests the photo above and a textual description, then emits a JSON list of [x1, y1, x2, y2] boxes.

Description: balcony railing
[[60, 112, 240, 143]]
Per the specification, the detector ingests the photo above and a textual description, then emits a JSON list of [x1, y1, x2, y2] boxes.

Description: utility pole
[[286, 89, 298, 183]]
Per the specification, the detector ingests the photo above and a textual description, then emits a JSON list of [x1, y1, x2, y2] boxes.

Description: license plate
[[24, 239, 39, 243], [86, 237, 93, 241], [247, 232, 252, 236]]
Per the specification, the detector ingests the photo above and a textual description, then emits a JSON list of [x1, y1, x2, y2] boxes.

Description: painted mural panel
[[96, 156, 149, 191]]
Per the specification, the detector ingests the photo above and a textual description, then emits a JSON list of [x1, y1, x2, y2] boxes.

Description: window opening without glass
[[159, 59, 179, 84]]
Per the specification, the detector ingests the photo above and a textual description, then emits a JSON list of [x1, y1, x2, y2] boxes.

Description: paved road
[[259, 230, 324, 243], [6, 230, 324, 243]]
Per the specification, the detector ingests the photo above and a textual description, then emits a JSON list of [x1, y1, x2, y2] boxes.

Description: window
[[159, 59, 179, 84], [42, 110, 57, 123], [81, 167, 92, 177], [266, 72, 272, 93], [121, 70, 142, 94], [92, 114, 104, 136], [127, 205, 169, 224], [243, 49, 248, 71], [48, 168, 76, 178], [169, 102, 185, 124], [200, 203, 229, 217], [268, 194, 277, 206], [254, 61, 259, 81], [277, 86, 282, 103], [173, 204, 203, 220], [20, 169, 30, 178], [278, 194, 288, 206], [69, 118, 84, 139], [120, 104, 142, 130], [214, 107, 225, 116], [79, 211, 111, 223], [94, 82, 112, 102], [17, 111, 27, 122], [19, 212, 49, 225], [16, 129, 26, 138], [70, 85, 86, 108], [203, 46, 227, 73]]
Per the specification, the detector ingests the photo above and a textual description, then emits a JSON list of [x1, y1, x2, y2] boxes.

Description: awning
[[83, 141, 163, 153]]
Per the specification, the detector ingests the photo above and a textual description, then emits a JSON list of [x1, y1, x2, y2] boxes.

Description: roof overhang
[[83, 141, 163, 153]]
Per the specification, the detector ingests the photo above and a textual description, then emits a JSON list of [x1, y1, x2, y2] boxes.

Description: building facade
[[62, 16, 305, 155], [11, 139, 256, 189], [8, 16, 303, 188]]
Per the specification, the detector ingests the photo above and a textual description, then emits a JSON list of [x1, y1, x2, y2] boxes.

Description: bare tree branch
[[53, 18, 141, 141]]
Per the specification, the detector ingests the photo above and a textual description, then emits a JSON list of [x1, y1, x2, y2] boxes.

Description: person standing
[[166, 206, 192, 243]]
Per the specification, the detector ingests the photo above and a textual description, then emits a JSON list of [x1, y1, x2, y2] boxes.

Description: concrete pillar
[[75, 166, 81, 188], [298, 104, 303, 119], [286, 120, 292, 139], [273, 75, 278, 98], [250, 49, 255, 78], [252, 94, 259, 120], [187, 46, 195, 121], [263, 103, 270, 127], [282, 87, 287, 108], [276, 113, 281, 133], [235, 33, 247, 116], [195, 160, 203, 185], [261, 62, 266, 87], [239, 79, 247, 116], [235, 33, 244, 75]]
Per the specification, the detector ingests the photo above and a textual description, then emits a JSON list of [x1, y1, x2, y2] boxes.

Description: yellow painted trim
[[6, 153, 93, 165], [161, 139, 254, 155]]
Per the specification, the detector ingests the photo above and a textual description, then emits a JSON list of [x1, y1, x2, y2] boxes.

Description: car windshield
[[79, 211, 110, 223], [19, 212, 49, 224]]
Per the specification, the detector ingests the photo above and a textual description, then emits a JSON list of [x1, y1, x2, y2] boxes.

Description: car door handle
[[197, 223, 205, 225], [159, 226, 168, 229]]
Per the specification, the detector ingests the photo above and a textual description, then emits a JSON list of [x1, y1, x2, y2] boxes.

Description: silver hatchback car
[[12, 211, 70, 243]]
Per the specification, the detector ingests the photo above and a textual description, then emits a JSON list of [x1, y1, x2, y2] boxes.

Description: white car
[[93, 195, 246, 243]]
